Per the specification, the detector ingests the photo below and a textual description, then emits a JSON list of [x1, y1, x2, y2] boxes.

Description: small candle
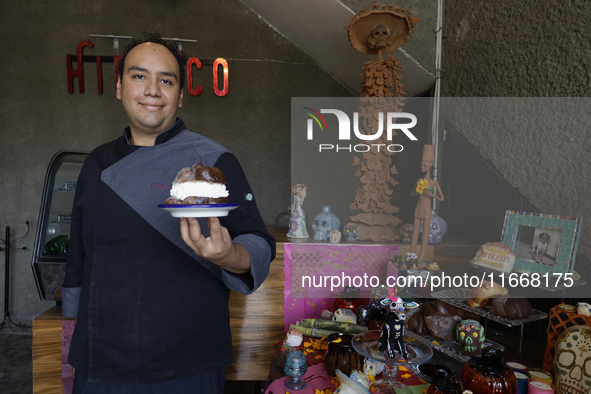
[[528, 368, 553, 383], [513, 371, 530, 394], [528, 377, 555, 393], [506, 360, 528, 371]]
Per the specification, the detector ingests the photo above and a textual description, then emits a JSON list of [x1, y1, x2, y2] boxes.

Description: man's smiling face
[[116, 42, 183, 144]]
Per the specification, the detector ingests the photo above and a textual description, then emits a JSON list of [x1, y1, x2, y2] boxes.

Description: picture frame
[[501, 211, 583, 274]]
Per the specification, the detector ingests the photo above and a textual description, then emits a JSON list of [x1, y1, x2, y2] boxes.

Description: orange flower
[[331, 375, 340, 387]]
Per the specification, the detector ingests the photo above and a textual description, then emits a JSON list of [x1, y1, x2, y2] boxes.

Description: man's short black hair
[[118, 32, 187, 88]]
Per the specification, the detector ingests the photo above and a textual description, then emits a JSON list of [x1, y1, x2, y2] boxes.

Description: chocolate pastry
[[166, 163, 229, 205], [422, 301, 465, 318], [405, 310, 429, 336], [192, 163, 227, 183], [422, 301, 465, 341], [468, 280, 508, 308], [489, 296, 532, 320]]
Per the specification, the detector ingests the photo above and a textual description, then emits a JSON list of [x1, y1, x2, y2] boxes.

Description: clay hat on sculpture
[[422, 144, 435, 162], [346, 4, 420, 55]]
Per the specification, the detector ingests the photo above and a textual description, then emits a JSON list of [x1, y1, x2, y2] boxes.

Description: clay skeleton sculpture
[[367, 24, 394, 49], [345, 5, 420, 242]]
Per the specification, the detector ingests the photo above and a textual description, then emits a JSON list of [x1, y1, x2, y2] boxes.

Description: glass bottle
[[44, 235, 70, 256]]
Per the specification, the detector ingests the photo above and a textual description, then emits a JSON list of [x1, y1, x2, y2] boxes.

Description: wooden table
[[33, 227, 475, 392]]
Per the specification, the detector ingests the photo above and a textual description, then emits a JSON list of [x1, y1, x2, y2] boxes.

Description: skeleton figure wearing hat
[[377, 288, 409, 359], [346, 5, 421, 242], [409, 145, 444, 265]]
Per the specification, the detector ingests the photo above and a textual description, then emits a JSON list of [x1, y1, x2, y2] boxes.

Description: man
[[62, 33, 275, 393]]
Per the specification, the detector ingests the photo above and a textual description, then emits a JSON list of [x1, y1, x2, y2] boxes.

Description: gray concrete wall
[[442, 0, 591, 261], [0, 0, 351, 323]]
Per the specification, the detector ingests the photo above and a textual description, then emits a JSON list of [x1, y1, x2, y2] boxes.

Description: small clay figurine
[[377, 288, 409, 359], [287, 184, 309, 239], [410, 145, 444, 265], [456, 319, 485, 356]]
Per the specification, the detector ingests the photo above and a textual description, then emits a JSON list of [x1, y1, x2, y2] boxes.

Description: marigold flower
[[416, 179, 428, 194]]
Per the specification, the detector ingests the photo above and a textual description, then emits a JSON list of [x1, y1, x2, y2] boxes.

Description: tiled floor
[[0, 328, 263, 394], [0, 331, 32, 393]]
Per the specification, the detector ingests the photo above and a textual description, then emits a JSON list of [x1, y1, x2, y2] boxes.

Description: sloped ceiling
[[241, 0, 435, 97]]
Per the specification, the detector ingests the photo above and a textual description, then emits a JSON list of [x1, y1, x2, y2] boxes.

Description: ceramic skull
[[577, 302, 591, 317], [368, 24, 391, 49], [312, 217, 331, 241], [456, 319, 485, 356], [554, 325, 591, 394], [344, 222, 360, 243], [329, 229, 342, 243]]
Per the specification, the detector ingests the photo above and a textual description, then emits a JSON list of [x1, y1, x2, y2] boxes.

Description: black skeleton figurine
[[377, 289, 409, 359]]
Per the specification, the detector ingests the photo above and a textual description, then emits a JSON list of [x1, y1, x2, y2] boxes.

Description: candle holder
[[284, 351, 307, 390]]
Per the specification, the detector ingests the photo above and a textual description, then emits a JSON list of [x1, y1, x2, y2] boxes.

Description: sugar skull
[[278, 329, 303, 367], [284, 329, 303, 347], [335, 370, 371, 394], [400, 224, 413, 244], [349, 371, 371, 392], [363, 358, 385, 377], [554, 325, 591, 394], [577, 302, 591, 317], [333, 308, 357, 324], [320, 309, 334, 320], [312, 217, 331, 241], [344, 222, 360, 243], [456, 319, 485, 356], [329, 229, 342, 243]]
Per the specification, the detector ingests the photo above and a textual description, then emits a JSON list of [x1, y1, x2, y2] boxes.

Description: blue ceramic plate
[[158, 203, 239, 218]]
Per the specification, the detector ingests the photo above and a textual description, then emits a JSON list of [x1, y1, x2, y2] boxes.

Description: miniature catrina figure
[[377, 288, 409, 359]]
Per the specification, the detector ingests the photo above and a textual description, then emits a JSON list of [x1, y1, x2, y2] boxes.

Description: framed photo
[[501, 211, 583, 274]]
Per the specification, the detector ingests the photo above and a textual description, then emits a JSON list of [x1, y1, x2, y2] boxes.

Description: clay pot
[[324, 333, 363, 377]]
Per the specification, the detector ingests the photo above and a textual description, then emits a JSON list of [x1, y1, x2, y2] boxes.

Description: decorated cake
[[166, 163, 229, 205], [470, 242, 516, 273]]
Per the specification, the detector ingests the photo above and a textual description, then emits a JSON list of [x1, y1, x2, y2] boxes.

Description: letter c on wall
[[187, 57, 203, 96]]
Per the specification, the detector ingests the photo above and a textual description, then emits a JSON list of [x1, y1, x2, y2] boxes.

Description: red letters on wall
[[186, 57, 203, 97], [66, 41, 228, 97], [66, 41, 93, 94], [213, 58, 229, 97]]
